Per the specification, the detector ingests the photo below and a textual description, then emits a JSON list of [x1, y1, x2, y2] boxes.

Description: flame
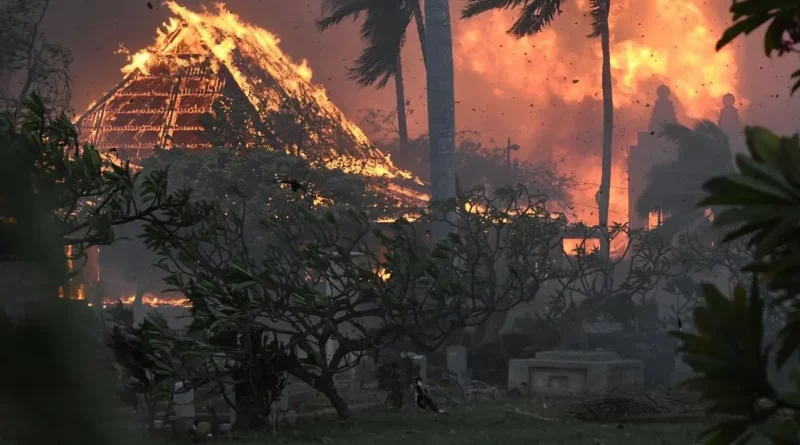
[[563, 237, 601, 255], [374, 267, 391, 281], [106, 293, 190, 308], [117, 2, 424, 190], [454, 0, 744, 225]]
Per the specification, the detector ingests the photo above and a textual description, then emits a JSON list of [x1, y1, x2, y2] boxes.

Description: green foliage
[[0, 93, 191, 286], [716, 0, 800, 93], [140, 145, 396, 221], [0, 93, 194, 443], [672, 126, 800, 444], [375, 360, 419, 409], [138, 183, 564, 418], [700, 127, 800, 299], [547, 224, 675, 335]]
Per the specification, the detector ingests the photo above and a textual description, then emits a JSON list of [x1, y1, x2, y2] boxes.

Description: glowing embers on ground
[[105, 293, 190, 308]]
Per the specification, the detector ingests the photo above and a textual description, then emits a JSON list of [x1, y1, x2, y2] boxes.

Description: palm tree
[[462, 0, 615, 259], [636, 120, 734, 238], [425, 0, 458, 241], [317, 0, 427, 148]]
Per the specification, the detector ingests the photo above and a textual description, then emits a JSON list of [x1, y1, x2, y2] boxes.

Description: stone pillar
[[446, 345, 468, 380], [628, 85, 680, 230], [132, 294, 144, 326], [223, 379, 236, 427], [412, 354, 427, 383], [173, 381, 195, 433]]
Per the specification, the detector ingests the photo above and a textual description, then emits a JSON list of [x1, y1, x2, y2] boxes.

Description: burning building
[[76, 1, 425, 206], [73, 2, 431, 307]]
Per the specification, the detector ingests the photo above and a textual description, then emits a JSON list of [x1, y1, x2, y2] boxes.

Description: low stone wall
[[508, 350, 643, 396]]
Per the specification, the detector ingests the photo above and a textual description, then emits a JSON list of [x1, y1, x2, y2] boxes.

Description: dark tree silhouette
[[317, 0, 427, 147], [637, 120, 734, 239]]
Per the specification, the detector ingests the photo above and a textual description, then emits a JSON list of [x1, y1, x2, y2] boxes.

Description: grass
[[152, 399, 771, 445]]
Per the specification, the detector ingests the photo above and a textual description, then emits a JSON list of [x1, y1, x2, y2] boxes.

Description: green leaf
[[716, 15, 769, 51], [763, 16, 788, 55], [745, 127, 781, 163]]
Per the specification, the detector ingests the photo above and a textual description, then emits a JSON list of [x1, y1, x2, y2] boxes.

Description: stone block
[[173, 381, 195, 432], [507, 350, 643, 396], [413, 355, 427, 382], [446, 345, 468, 379]]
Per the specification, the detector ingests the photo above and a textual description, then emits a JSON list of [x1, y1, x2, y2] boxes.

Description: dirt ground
[[148, 397, 772, 445]]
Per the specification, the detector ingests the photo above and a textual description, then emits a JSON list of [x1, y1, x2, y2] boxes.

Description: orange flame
[[454, 0, 745, 225], [118, 2, 425, 193], [106, 293, 190, 308]]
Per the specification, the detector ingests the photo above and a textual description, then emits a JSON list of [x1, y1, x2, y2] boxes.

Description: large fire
[[80, 1, 427, 208], [454, 0, 745, 224], [122, 1, 420, 185]]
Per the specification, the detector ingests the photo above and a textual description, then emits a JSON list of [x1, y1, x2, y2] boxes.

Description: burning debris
[[105, 293, 190, 308]]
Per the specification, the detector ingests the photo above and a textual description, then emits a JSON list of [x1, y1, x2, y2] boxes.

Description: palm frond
[[462, 0, 566, 37], [636, 162, 710, 216], [316, 0, 375, 31], [637, 120, 735, 235], [586, 0, 609, 39], [347, 2, 413, 88], [462, 0, 520, 19]]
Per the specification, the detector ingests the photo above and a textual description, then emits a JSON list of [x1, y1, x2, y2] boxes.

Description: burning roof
[[77, 1, 426, 207]]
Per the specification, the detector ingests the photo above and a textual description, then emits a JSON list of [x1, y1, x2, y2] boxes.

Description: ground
[[274, 404, 703, 445], [150, 399, 771, 445]]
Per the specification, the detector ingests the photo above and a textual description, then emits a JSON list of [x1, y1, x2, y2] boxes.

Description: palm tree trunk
[[424, 0, 457, 242], [395, 55, 409, 148], [411, 0, 427, 68], [597, 0, 614, 259]]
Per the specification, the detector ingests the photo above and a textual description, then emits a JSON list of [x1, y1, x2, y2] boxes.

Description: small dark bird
[[677, 318, 683, 332], [275, 178, 307, 193], [146, 1, 154, 9], [414, 377, 444, 414]]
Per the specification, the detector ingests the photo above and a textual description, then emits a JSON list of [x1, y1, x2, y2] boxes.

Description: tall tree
[[462, 0, 615, 258], [425, 0, 458, 241], [317, 0, 428, 147], [0, 0, 72, 115]]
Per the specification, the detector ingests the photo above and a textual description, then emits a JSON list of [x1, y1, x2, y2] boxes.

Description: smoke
[[43, 0, 800, 223]]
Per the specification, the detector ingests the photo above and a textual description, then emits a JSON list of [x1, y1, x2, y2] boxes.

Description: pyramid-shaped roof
[[77, 2, 425, 205]]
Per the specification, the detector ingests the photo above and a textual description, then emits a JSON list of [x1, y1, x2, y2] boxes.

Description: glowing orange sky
[[45, 0, 800, 224]]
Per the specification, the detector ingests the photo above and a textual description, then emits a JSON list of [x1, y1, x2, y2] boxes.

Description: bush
[[375, 358, 419, 409]]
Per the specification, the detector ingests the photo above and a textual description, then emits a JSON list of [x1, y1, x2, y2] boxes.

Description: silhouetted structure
[[718, 93, 745, 154], [648, 85, 678, 133], [627, 85, 678, 230], [628, 86, 743, 231]]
